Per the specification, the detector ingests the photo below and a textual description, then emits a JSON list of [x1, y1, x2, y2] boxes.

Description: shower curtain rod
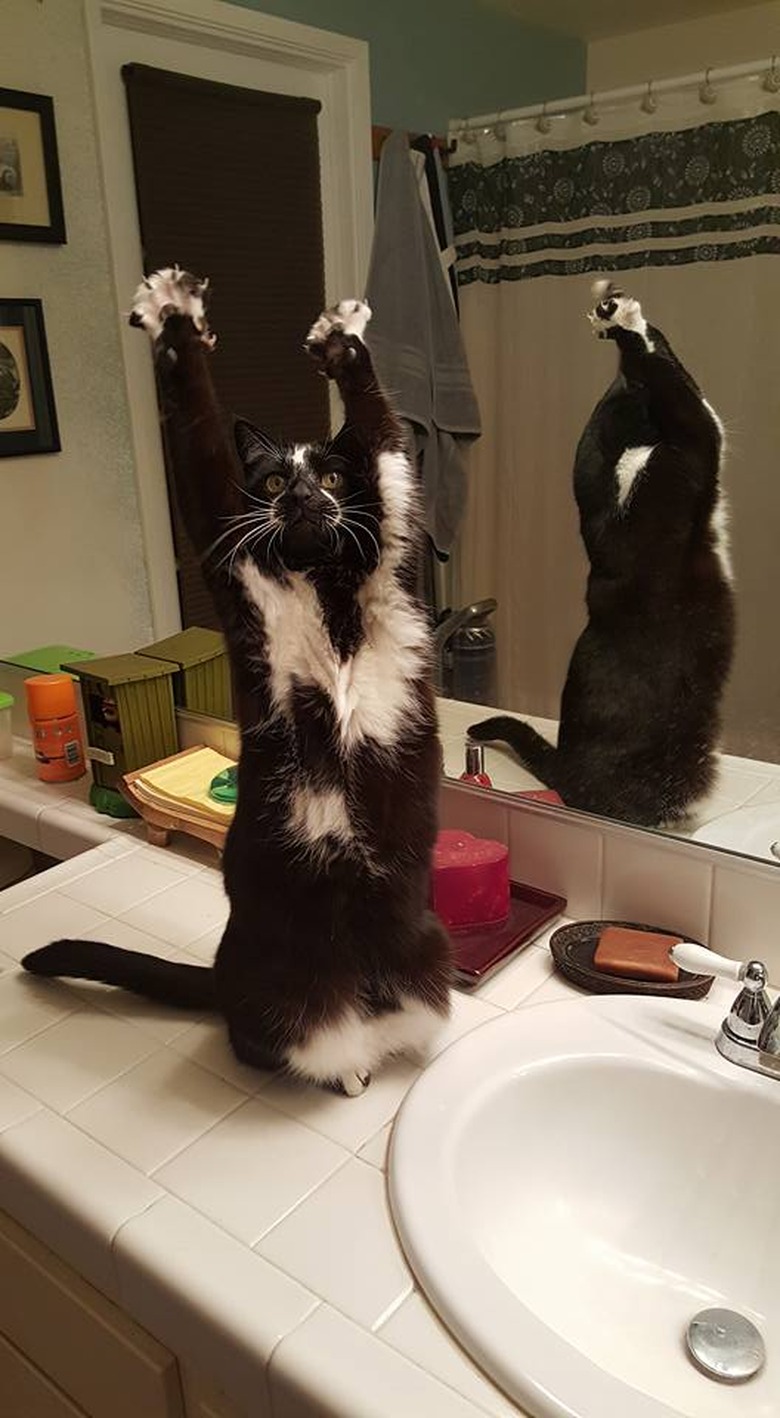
[[452, 55, 779, 136]]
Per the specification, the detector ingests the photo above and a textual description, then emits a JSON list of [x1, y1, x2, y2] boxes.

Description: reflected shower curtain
[[449, 83, 780, 759]]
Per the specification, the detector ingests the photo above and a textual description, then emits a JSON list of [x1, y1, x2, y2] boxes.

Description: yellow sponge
[[138, 747, 237, 821]]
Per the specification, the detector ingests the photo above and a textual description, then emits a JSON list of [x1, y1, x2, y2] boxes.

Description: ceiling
[[487, 0, 770, 41]]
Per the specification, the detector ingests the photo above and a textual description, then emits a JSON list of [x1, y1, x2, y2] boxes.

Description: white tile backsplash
[[601, 831, 713, 942], [710, 859, 780, 976], [508, 804, 603, 918]]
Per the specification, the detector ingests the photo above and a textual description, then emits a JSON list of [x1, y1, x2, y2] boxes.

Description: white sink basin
[[390, 995, 778, 1418], [691, 803, 780, 862]]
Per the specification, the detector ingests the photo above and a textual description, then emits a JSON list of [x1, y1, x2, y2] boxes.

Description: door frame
[[85, 0, 374, 637]]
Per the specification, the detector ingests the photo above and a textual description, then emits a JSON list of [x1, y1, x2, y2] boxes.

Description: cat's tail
[[22, 941, 216, 1010], [467, 716, 561, 791]]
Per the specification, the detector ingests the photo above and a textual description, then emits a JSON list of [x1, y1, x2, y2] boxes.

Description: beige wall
[[2, 0, 153, 658], [587, 1, 780, 89]]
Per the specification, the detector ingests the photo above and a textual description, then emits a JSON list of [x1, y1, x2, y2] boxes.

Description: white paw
[[338, 1069, 371, 1097], [305, 298, 372, 348], [587, 281, 653, 349], [129, 266, 216, 347]]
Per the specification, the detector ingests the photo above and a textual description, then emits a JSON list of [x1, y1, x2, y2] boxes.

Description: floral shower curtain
[[449, 85, 780, 758]]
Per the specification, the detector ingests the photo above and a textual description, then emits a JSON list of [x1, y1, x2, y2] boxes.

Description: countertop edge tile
[[113, 1194, 319, 1417], [268, 1302, 493, 1418], [0, 1107, 163, 1300]]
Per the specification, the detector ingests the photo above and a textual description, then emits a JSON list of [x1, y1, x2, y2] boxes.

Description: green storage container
[[61, 653, 178, 790], [137, 628, 233, 721]]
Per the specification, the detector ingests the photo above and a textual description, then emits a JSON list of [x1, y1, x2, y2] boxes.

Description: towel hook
[[763, 55, 780, 93], [699, 68, 718, 104], [583, 92, 600, 126], [640, 79, 658, 115], [535, 101, 552, 135]]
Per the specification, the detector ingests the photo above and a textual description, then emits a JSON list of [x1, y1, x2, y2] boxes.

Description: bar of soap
[[594, 926, 681, 983], [431, 829, 510, 931]]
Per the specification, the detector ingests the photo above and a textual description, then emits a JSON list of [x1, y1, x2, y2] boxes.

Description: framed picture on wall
[[0, 88, 66, 244], [0, 299, 60, 456]]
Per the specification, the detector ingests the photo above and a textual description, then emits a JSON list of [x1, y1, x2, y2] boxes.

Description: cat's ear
[[234, 418, 270, 466]]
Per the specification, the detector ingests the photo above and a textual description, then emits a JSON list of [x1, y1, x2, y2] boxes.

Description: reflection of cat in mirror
[[470, 281, 735, 828], [24, 268, 451, 1096]]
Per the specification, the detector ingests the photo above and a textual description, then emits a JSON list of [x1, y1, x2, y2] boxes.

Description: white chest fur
[[237, 557, 428, 748]]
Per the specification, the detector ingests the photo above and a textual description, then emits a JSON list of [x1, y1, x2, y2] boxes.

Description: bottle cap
[[24, 673, 78, 720]]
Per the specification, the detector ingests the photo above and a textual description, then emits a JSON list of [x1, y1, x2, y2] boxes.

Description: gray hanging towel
[[365, 130, 481, 553]]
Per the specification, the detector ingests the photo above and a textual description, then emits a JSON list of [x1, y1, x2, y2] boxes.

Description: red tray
[[451, 880, 567, 989]]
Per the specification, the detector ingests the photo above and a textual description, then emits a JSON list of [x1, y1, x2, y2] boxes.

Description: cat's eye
[[321, 470, 344, 492], [264, 473, 285, 497]]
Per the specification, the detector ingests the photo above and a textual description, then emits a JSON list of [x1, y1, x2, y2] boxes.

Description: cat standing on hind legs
[[23, 268, 452, 1095], [470, 281, 735, 828]]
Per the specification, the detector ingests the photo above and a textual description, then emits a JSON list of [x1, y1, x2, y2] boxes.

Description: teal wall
[[228, 1, 585, 132]]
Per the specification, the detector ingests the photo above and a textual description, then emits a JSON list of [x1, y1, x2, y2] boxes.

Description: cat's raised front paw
[[587, 279, 652, 348], [129, 266, 216, 348], [304, 300, 372, 374]]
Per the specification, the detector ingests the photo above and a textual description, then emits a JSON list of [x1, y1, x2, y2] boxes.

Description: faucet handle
[[670, 942, 745, 980]]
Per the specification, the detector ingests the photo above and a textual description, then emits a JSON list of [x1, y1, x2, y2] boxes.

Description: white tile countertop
[[0, 819, 592, 1418], [0, 736, 741, 1417]]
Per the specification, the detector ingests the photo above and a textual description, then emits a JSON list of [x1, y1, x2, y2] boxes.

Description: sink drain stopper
[[686, 1308, 765, 1383]]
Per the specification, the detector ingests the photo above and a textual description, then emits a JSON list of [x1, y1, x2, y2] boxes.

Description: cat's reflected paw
[[129, 266, 216, 348], [587, 279, 650, 347], [304, 300, 371, 373]]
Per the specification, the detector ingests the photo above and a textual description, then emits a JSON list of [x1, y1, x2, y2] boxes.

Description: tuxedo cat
[[24, 269, 451, 1095], [469, 282, 735, 828]]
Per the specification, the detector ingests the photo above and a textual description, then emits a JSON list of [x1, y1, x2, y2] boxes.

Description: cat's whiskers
[[218, 515, 277, 576], [205, 512, 274, 565], [341, 514, 380, 564]]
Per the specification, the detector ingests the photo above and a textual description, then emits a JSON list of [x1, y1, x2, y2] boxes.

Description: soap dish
[[453, 881, 566, 990], [550, 919, 715, 999]]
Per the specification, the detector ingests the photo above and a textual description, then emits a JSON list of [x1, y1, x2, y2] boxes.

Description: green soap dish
[[209, 764, 238, 805]]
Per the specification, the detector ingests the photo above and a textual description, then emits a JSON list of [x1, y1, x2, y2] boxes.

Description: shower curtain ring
[[535, 102, 552, 135], [699, 68, 717, 104], [763, 56, 780, 93], [640, 79, 657, 114], [583, 92, 600, 125]]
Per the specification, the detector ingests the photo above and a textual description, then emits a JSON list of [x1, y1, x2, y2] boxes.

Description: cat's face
[[233, 420, 380, 575]]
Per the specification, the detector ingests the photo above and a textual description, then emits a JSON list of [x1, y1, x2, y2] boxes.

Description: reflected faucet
[[671, 943, 780, 1080]]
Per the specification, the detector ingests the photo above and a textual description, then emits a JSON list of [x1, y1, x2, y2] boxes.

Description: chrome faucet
[[671, 943, 780, 1081]]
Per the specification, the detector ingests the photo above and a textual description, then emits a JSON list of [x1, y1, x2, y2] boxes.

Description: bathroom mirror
[[438, 43, 780, 867]]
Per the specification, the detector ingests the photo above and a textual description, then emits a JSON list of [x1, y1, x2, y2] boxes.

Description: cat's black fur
[[469, 283, 735, 828], [24, 270, 451, 1096]]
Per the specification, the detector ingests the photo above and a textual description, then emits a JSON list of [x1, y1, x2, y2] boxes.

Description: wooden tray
[[550, 919, 715, 999], [122, 745, 231, 854]]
